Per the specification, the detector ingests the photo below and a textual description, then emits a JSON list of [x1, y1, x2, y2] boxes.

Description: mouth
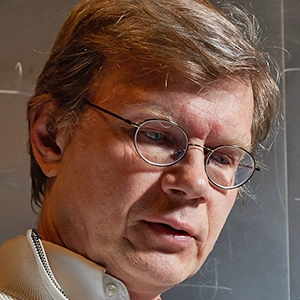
[[153, 222, 191, 236], [141, 220, 195, 252]]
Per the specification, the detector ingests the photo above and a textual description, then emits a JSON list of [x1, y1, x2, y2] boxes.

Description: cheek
[[52, 141, 160, 253], [61, 133, 158, 215], [207, 189, 237, 239]]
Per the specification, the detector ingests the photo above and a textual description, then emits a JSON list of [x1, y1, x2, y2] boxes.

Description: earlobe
[[30, 101, 67, 178]]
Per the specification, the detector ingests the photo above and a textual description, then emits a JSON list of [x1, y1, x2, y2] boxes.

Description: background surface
[[0, 1, 299, 299]]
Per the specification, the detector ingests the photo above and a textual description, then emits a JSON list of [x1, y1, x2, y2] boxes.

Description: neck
[[37, 204, 66, 247]]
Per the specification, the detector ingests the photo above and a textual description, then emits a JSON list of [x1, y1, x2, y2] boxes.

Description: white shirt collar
[[27, 229, 130, 300]]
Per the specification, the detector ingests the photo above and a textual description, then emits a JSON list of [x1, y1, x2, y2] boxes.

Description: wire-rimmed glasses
[[85, 100, 259, 190]]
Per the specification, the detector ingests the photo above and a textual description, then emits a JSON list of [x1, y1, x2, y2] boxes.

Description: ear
[[30, 101, 69, 178]]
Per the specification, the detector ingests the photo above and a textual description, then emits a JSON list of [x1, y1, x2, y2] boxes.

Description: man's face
[[44, 63, 253, 296]]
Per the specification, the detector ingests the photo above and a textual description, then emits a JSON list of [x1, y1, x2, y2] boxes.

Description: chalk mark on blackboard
[[179, 258, 233, 300], [0, 62, 32, 97], [295, 198, 300, 201], [283, 68, 300, 73], [0, 90, 31, 97], [0, 168, 15, 174], [15, 62, 23, 76]]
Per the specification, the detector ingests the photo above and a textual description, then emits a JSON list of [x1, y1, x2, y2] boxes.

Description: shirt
[[0, 229, 130, 300]]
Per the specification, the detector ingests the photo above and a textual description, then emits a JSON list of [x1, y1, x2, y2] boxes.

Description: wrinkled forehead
[[88, 60, 254, 150], [91, 60, 253, 104], [91, 60, 200, 94]]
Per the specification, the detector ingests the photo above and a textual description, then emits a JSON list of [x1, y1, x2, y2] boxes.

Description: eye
[[210, 151, 234, 166], [138, 129, 172, 147], [136, 120, 187, 154], [145, 130, 165, 141]]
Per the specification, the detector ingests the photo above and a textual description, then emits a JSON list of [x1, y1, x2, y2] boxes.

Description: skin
[[31, 62, 254, 300]]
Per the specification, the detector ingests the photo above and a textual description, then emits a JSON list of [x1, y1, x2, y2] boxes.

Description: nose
[[161, 147, 212, 203]]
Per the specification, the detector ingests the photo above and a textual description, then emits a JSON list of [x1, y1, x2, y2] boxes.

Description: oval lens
[[206, 145, 255, 189], [134, 120, 188, 166]]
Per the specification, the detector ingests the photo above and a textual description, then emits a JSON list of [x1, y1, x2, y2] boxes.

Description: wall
[[0, 1, 298, 299]]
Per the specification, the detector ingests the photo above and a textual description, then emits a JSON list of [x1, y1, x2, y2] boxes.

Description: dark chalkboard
[[0, 1, 298, 299]]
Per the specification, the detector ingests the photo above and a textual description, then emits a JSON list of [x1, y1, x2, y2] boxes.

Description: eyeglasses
[[85, 100, 259, 190]]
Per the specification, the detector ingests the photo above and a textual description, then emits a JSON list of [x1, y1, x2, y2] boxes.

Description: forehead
[[93, 60, 252, 102], [92, 60, 252, 104], [91, 61, 254, 146], [92, 61, 202, 95]]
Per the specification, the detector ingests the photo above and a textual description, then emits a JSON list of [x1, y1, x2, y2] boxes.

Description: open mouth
[[137, 220, 195, 252], [152, 222, 190, 237]]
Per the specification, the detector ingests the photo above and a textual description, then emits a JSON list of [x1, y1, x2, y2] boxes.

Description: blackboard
[[0, 1, 299, 299]]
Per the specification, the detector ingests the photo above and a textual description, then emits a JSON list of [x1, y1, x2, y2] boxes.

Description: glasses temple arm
[[238, 163, 260, 171], [84, 100, 138, 127]]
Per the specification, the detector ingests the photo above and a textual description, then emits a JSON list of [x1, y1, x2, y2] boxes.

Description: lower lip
[[143, 221, 194, 252]]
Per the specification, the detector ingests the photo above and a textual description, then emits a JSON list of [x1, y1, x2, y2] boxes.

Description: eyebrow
[[121, 102, 176, 122], [219, 137, 253, 152]]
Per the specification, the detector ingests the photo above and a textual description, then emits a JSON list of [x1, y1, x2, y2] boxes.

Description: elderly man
[[0, 0, 279, 299]]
